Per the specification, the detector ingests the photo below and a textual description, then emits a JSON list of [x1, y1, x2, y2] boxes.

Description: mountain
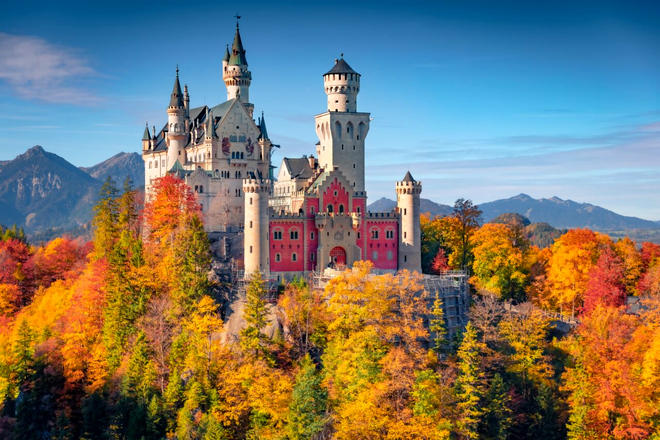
[[81, 152, 144, 188], [0, 146, 101, 232], [368, 197, 452, 217], [480, 193, 658, 231]]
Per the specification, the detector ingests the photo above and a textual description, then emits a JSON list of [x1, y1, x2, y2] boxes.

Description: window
[[273, 230, 283, 240], [311, 232, 315, 240], [338, 204, 345, 213], [371, 229, 379, 239], [386, 229, 394, 239], [357, 206, 361, 214], [249, 246, 253, 253], [334, 190, 338, 196], [387, 251, 393, 260], [404, 255, 407, 262], [327, 204, 333, 213], [353, 163, 356, 169], [372, 251, 378, 260], [250, 197, 253, 205], [357, 232, 361, 239], [275, 253, 281, 262], [310, 206, 315, 214], [404, 232, 407, 239], [311, 254, 315, 261], [404, 208, 407, 215], [249, 221, 253, 228], [292, 253, 298, 262], [290, 230, 299, 240]]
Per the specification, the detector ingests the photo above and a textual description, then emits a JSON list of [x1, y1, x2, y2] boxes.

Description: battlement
[[366, 212, 399, 219], [242, 178, 271, 193], [270, 212, 307, 220]]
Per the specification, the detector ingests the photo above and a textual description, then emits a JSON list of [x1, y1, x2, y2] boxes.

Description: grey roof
[[324, 58, 359, 76], [283, 157, 314, 180], [210, 99, 236, 120], [223, 45, 230, 62], [142, 123, 151, 141], [169, 70, 184, 108], [228, 26, 248, 66], [258, 111, 269, 140], [206, 109, 216, 139], [402, 171, 416, 182]]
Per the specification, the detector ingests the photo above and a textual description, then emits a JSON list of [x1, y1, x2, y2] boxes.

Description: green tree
[[286, 354, 328, 440], [430, 293, 448, 357], [92, 176, 120, 260], [482, 373, 512, 440], [452, 199, 482, 270], [173, 213, 212, 311], [240, 272, 271, 359], [454, 322, 485, 439]]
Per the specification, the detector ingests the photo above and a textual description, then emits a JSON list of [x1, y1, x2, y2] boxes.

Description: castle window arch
[[275, 253, 281, 262], [346, 122, 354, 139], [358, 122, 366, 140], [327, 204, 333, 213], [370, 228, 379, 240], [273, 228, 283, 240], [338, 204, 345, 214], [292, 253, 298, 262], [290, 229, 299, 240], [385, 228, 395, 239], [335, 121, 342, 139]]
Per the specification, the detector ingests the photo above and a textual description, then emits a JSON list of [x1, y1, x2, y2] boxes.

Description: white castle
[[142, 23, 422, 280]]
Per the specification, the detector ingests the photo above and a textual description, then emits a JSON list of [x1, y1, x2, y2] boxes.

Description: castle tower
[[166, 67, 187, 169], [315, 57, 370, 192], [397, 172, 422, 273], [142, 122, 151, 152], [243, 177, 270, 274], [223, 23, 253, 117]]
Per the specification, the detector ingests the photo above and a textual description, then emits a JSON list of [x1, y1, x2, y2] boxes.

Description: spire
[[258, 111, 269, 140], [205, 108, 216, 139], [402, 171, 416, 182], [223, 44, 230, 62], [228, 25, 248, 66], [168, 66, 184, 109], [142, 122, 151, 141]]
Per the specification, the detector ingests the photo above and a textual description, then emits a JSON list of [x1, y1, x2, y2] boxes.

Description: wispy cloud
[[0, 33, 101, 105]]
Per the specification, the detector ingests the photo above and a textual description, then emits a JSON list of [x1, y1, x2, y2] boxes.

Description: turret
[[315, 56, 370, 191], [396, 172, 422, 273], [222, 44, 230, 71], [166, 67, 187, 169], [243, 176, 271, 274], [323, 56, 360, 113], [142, 122, 151, 151], [205, 108, 216, 140], [223, 23, 253, 117], [184, 84, 190, 117]]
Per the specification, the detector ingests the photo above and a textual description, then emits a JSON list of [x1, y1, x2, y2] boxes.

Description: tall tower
[[243, 177, 270, 274], [223, 23, 253, 117], [166, 68, 187, 168], [315, 57, 370, 192], [397, 172, 422, 273]]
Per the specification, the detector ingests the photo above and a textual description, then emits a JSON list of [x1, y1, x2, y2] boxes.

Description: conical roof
[[325, 57, 358, 76], [223, 44, 230, 62], [142, 123, 151, 141], [402, 171, 415, 182], [258, 111, 269, 140], [206, 109, 216, 139], [228, 26, 248, 66], [169, 68, 184, 108]]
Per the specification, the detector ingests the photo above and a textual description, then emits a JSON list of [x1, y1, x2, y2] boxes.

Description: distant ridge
[[368, 193, 658, 231], [81, 151, 144, 187]]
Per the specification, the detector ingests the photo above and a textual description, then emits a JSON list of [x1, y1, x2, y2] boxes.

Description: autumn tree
[[241, 272, 271, 360], [451, 199, 482, 271], [581, 247, 627, 316], [613, 237, 644, 296]]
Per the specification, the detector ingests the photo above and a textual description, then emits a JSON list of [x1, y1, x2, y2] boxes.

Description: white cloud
[[0, 33, 100, 105]]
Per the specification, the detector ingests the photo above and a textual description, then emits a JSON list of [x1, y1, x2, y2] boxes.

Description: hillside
[[0, 146, 101, 232], [368, 197, 452, 217], [480, 193, 658, 230], [80, 151, 144, 187]]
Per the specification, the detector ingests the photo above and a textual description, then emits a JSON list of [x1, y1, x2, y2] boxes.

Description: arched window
[[327, 204, 333, 213], [194, 185, 199, 192], [338, 204, 345, 213], [273, 229, 283, 240], [275, 253, 281, 262], [335, 121, 342, 138], [386, 229, 394, 239], [292, 253, 298, 262], [199, 186, 203, 193], [346, 122, 354, 139], [371, 229, 379, 239], [290, 229, 299, 240], [240, 152, 244, 159]]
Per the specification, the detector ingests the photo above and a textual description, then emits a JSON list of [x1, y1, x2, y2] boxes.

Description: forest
[[0, 176, 659, 439]]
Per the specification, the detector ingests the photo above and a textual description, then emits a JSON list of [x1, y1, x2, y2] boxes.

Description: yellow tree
[[613, 237, 644, 297], [470, 223, 528, 300], [545, 229, 607, 317]]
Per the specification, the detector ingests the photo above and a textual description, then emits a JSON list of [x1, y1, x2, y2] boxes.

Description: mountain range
[[0, 146, 143, 233], [368, 194, 659, 231], [0, 146, 657, 237]]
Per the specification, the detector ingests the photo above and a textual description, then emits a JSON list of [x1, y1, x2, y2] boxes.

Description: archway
[[330, 246, 347, 267]]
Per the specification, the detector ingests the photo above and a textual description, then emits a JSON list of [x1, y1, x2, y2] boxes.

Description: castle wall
[[365, 215, 399, 271]]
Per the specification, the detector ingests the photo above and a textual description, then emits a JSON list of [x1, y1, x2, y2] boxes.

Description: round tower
[[223, 23, 253, 116], [396, 172, 422, 273], [323, 56, 360, 112], [167, 67, 187, 169], [243, 177, 270, 274]]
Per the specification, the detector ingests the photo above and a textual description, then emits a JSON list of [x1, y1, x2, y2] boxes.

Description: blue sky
[[1, 0, 659, 219]]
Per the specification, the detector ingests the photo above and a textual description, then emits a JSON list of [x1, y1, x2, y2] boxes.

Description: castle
[[142, 23, 422, 280]]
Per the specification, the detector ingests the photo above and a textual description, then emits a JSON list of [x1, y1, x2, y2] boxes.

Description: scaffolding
[[311, 268, 470, 335], [231, 264, 280, 303]]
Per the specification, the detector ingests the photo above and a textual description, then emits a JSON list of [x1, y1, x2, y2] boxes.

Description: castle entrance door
[[330, 246, 347, 266]]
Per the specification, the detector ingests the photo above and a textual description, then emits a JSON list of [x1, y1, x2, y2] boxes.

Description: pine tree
[[430, 292, 448, 357], [240, 272, 270, 359], [173, 213, 212, 311], [92, 176, 119, 260], [483, 373, 512, 440], [13, 318, 34, 386], [286, 354, 328, 440], [454, 322, 485, 439]]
